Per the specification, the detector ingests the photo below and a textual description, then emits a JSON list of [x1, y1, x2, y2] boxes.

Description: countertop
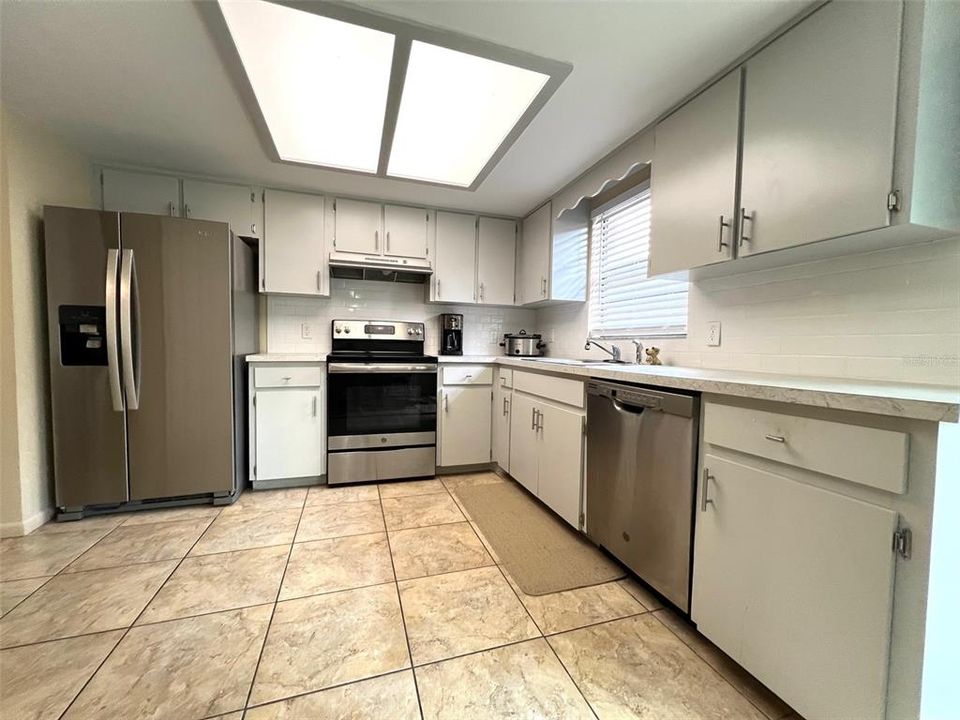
[[247, 353, 958, 422]]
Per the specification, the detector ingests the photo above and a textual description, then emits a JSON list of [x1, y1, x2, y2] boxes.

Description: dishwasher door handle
[[611, 397, 647, 415]]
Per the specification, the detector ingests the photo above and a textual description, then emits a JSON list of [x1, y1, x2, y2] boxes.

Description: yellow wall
[[0, 108, 96, 536]]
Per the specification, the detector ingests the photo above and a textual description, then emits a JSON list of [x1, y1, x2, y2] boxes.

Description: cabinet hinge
[[887, 190, 902, 212], [578, 512, 585, 530], [893, 528, 912, 559]]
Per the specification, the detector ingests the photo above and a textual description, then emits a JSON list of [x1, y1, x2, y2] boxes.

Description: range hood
[[328, 251, 432, 284]]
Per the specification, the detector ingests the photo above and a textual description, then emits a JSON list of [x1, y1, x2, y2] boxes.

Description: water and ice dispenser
[[58, 305, 107, 366]]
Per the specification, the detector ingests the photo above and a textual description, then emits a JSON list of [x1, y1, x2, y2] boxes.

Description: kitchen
[[1, 1, 958, 719]]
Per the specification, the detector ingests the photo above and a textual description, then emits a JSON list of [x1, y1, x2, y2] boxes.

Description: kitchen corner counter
[[246, 353, 325, 363], [495, 357, 960, 423]]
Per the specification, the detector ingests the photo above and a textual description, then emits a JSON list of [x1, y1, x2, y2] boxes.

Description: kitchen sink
[[519, 358, 631, 365]]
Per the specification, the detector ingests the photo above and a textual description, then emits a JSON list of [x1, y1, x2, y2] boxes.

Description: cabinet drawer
[[498, 368, 513, 388], [441, 365, 492, 385], [704, 402, 908, 494], [254, 365, 323, 388], [513, 370, 584, 409]]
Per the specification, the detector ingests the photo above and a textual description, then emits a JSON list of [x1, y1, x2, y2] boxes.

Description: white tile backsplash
[[266, 278, 536, 355], [537, 235, 960, 386]]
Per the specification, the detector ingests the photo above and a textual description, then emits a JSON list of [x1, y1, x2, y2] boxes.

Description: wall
[[537, 235, 960, 386], [0, 108, 96, 536], [266, 279, 536, 355]]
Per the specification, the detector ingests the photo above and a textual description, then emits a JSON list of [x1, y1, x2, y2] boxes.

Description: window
[[589, 184, 688, 337]]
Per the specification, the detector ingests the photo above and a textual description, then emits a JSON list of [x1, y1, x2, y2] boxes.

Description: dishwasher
[[585, 380, 699, 612]]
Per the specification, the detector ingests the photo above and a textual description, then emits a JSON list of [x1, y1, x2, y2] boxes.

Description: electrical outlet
[[706, 321, 721, 347], [300, 322, 313, 340]]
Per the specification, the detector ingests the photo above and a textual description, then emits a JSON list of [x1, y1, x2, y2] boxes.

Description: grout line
[[241, 667, 412, 714], [376, 482, 425, 720], [0, 575, 55, 619], [242, 493, 309, 710]]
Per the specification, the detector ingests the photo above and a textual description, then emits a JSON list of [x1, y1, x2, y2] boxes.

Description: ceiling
[[0, 0, 808, 216]]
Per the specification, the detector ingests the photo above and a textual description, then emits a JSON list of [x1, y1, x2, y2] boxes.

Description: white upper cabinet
[[738, 0, 901, 256], [477, 217, 517, 306], [649, 70, 741, 276], [519, 202, 550, 305], [383, 204, 429, 260], [102, 168, 181, 217], [182, 179, 262, 239], [263, 189, 326, 296], [333, 198, 381, 255], [433, 211, 477, 304]]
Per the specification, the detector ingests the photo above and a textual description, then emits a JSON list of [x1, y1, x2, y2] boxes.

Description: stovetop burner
[[329, 319, 431, 363]]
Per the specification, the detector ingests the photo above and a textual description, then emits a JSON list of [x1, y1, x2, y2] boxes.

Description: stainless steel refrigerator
[[44, 206, 257, 517]]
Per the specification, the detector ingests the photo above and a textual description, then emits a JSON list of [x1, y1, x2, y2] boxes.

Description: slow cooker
[[499, 329, 546, 357]]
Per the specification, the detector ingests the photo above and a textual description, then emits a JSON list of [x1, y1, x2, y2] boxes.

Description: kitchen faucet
[[584, 339, 621, 362], [631, 339, 644, 364]]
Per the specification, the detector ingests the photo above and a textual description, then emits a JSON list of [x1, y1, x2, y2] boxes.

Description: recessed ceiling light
[[387, 41, 550, 187], [218, 0, 394, 173]]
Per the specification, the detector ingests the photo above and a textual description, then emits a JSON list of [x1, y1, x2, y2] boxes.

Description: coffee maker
[[439, 314, 463, 356]]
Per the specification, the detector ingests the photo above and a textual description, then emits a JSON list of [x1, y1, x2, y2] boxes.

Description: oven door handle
[[328, 363, 437, 374]]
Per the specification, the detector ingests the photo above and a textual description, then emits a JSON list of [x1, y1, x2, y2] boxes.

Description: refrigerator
[[43, 206, 257, 516]]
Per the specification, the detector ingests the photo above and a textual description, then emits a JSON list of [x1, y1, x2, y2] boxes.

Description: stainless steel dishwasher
[[586, 380, 699, 612]]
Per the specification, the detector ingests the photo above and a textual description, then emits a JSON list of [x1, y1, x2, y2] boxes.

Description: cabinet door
[[439, 385, 491, 466], [536, 402, 583, 528], [519, 203, 550, 305], [183, 179, 260, 238], [738, 0, 901, 256], [263, 190, 326, 295], [383, 204, 428, 259], [434, 211, 477, 303], [648, 71, 741, 276], [102, 168, 180, 216], [477, 217, 516, 305], [508, 393, 539, 495], [492, 383, 511, 472], [692, 454, 897, 720], [255, 388, 323, 480], [334, 198, 381, 255]]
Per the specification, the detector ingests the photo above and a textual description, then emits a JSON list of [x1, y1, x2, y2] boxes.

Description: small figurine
[[645, 346, 662, 365]]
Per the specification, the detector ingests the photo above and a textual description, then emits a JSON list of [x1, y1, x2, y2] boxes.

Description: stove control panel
[[332, 320, 424, 340]]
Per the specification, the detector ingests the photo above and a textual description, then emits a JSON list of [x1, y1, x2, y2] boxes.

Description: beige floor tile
[[250, 583, 409, 705], [0, 576, 50, 617], [295, 501, 384, 542], [139, 545, 289, 624], [618, 576, 663, 610], [280, 533, 393, 600], [0, 531, 107, 581], [306, 483, 380, 506], [0, 630, 122, 720], [416, 638, 594, 720], [379, 478, 448, 499], [0, 561, 175, 648], [399, 566, 540, 665], [389, 522, 493, 580], [441, 472, 506, 492], [190, 507, 301, 556], [120, 504, 222, 526], [511, 579, 646, 635], [65, 518, 211, 572], [469, 521, 503, 564], [654, 608, 795, 719], [63, 605, 271, 720], [548, 613, 768, 719], [222, 487, 308, 514], [33, 514, 128, 535], [246, 670, 420, 720], [381, 493, 465, 531]]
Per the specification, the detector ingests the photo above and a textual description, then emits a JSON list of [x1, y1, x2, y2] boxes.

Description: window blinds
[[588, 187, 688, 337]]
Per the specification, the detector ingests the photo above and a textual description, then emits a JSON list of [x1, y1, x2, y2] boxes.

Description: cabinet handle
[[281, 376, 291, 383], [168, 201, 176, 216], [541, 277, 547, 297], [386, 231, 390, 252], [443, 393, 448, 413], [717, 215, 729, 252], [531, 407, 537, 430], [536, 409, 543, 431], [479, 282, 484, 302], [436, 279, 441, 298], [184, 203, 191, 218], [764, 434, 786, 443], [251, 223, 257, 234], [312, 395, 317, 417], [502, 397, 509, 416], [316, 270, 321, 292], [700, 468, 715, 512], [739, 208, 753, 246], [375, 230, 379, 251]]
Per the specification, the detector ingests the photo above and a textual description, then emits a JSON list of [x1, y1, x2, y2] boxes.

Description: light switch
[[301, 322, 313, 340], [706, 321, 721, 347]]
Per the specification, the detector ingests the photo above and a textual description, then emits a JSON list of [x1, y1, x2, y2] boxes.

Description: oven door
[[327, 363, 437, 447]]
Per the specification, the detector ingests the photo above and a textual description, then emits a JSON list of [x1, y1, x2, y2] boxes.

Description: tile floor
[[0, 471, 799, 720]]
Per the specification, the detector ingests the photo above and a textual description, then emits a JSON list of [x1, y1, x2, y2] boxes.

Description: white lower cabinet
[[492, 374, 512, 472], [249, 364, 325, 486], [693, 453, 898, 720], [508, 393, 539, 495], [438, 371, 492, 467]]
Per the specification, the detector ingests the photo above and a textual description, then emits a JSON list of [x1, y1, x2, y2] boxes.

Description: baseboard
[[436, 462, 497, 475], [0, 506, 54, 538]]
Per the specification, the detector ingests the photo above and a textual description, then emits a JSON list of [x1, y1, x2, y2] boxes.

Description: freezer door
[[120, 213, 236, 500], [43, 206, 129, 508]]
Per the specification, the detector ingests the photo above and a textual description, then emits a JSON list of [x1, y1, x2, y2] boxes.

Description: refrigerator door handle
[[105, 249, 124, 411], [119, 249, 142, 410]]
